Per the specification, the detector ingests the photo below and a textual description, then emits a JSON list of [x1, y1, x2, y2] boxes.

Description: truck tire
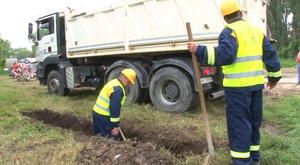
[[47, 70, 69, 96], [149, 67, 196, 113], [107, 67, 141, 104]]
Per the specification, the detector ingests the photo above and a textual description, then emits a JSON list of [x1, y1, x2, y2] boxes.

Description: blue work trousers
[[225, 89, 262, 165], [92, 111, 120, 141]]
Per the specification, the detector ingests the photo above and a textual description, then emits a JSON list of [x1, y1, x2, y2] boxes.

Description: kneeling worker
[[92, 68, 137, 140]]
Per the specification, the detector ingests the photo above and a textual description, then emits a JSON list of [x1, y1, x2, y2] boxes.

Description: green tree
[[31, 44, 37, 56], [0, 37, 12, 70], [288, 0, 300, 39], [12, 47, 34, 59], [267, 0, 300, 58], [30, 32, 37, 56]]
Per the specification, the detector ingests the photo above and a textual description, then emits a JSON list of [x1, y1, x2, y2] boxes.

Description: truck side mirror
[[28, 23, 33, 39]]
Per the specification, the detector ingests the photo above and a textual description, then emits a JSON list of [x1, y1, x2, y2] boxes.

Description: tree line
[[0, 36, 35, 69], [0, 37, 12, 70]]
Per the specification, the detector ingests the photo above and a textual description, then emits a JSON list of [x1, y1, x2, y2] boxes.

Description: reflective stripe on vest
[[235, 55, 262, 63], [110, 117, 120, 122], [268, 70, 282, 78], [222, 20, 265, 87], [207, 46, 215, 65], [224, 70, 264, 79], [250, 145, 260, 151], [93, 79, 126, 116], [230, 150, 250, 158]]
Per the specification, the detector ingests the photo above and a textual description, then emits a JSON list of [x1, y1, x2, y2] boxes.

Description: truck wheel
[[47, 70, 69, 96], [107, 67, 141, 104], [150, 67, 196, 113]]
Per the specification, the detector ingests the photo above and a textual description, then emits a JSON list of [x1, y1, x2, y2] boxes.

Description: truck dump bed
[[65, 0, 267, 58]]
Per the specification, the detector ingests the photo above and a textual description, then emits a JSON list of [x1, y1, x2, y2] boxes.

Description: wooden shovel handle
[[119, 128, 126, 141], [186, 22, 214, 159]]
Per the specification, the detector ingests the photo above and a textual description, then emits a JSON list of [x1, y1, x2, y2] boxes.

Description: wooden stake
[[186, 22, 215, 164]]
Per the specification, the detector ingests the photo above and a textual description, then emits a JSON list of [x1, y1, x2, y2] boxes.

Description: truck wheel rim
[[49, 79, 60, 92], [160, 80, 180, 105]]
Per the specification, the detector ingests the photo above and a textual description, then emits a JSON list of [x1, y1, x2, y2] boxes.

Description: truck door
[[36, 14, 58, 62]]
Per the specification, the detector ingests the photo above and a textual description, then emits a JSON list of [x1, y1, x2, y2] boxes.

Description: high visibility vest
[[93, 79, 126, 116], [222, 20, 265, 87]]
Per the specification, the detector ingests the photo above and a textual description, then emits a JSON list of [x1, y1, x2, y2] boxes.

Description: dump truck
[[28, 0, 268, 113]]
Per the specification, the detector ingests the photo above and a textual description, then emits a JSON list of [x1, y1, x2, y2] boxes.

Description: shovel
[[186, 22, 215, 165], [119, 128, 127, 141]]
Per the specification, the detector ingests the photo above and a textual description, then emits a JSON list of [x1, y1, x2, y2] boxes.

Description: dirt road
[[265, 67, 300, 98]]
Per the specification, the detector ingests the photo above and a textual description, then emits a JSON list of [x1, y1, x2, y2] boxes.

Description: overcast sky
[[0, 0, 120, 49]]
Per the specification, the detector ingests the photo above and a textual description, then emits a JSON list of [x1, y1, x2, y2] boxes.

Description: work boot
[[252, 160, 260, 165]]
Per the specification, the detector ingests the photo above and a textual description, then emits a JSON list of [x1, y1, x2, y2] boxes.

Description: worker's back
[[222, 20, 265, 87]]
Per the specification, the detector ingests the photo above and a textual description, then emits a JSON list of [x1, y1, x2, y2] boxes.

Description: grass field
[[280, 57, 297, 68], [0, 75, 299, 165], [0, 70, 8, 76]]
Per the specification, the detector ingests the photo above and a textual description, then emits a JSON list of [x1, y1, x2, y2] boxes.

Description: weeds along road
[[0, 68, 299, 165]]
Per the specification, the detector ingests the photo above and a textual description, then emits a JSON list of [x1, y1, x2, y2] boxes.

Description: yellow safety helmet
[[220, 0, 241, 17], [121, 68, 137, 84]]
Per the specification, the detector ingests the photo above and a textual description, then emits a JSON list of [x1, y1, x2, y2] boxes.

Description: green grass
[[262, 96, 300, 165], [280, 57, 297, 68], [0, 70, 8, 76], [0, 75, 299, 164], [0, 77, 87, 164]]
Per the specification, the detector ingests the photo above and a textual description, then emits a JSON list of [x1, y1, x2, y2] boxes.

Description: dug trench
[[21, 109, 227, 164]]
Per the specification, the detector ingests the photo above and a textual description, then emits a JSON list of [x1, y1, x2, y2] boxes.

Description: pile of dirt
[[121, 119, 226, 156], [21, 109, 227, 164], [22, 109, 175, 164], [22, 109, 226, 157], [76, 137, 174, 165]]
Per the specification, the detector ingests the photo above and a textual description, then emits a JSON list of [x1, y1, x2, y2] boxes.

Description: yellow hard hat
[[121, 68, 137, 84], [220, 0, 241, 17]]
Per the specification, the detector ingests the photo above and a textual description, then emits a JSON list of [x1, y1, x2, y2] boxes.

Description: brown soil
[[281, 67, 297, 78], [76, 138, 174, 165], [263, 67, 300, 99], [121, 119, 226, 156], [22, 109, 94, 136], [21, 109, 226, 164], [264, 83, 300, 98]]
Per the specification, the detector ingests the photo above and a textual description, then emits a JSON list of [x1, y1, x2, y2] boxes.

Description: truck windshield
[[37, 17, 54, 40]]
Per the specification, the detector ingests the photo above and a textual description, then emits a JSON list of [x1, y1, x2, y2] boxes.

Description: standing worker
[[297, 51, 300, 85], [92, 68, 136, 140], [187, 0, 281, 164]]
